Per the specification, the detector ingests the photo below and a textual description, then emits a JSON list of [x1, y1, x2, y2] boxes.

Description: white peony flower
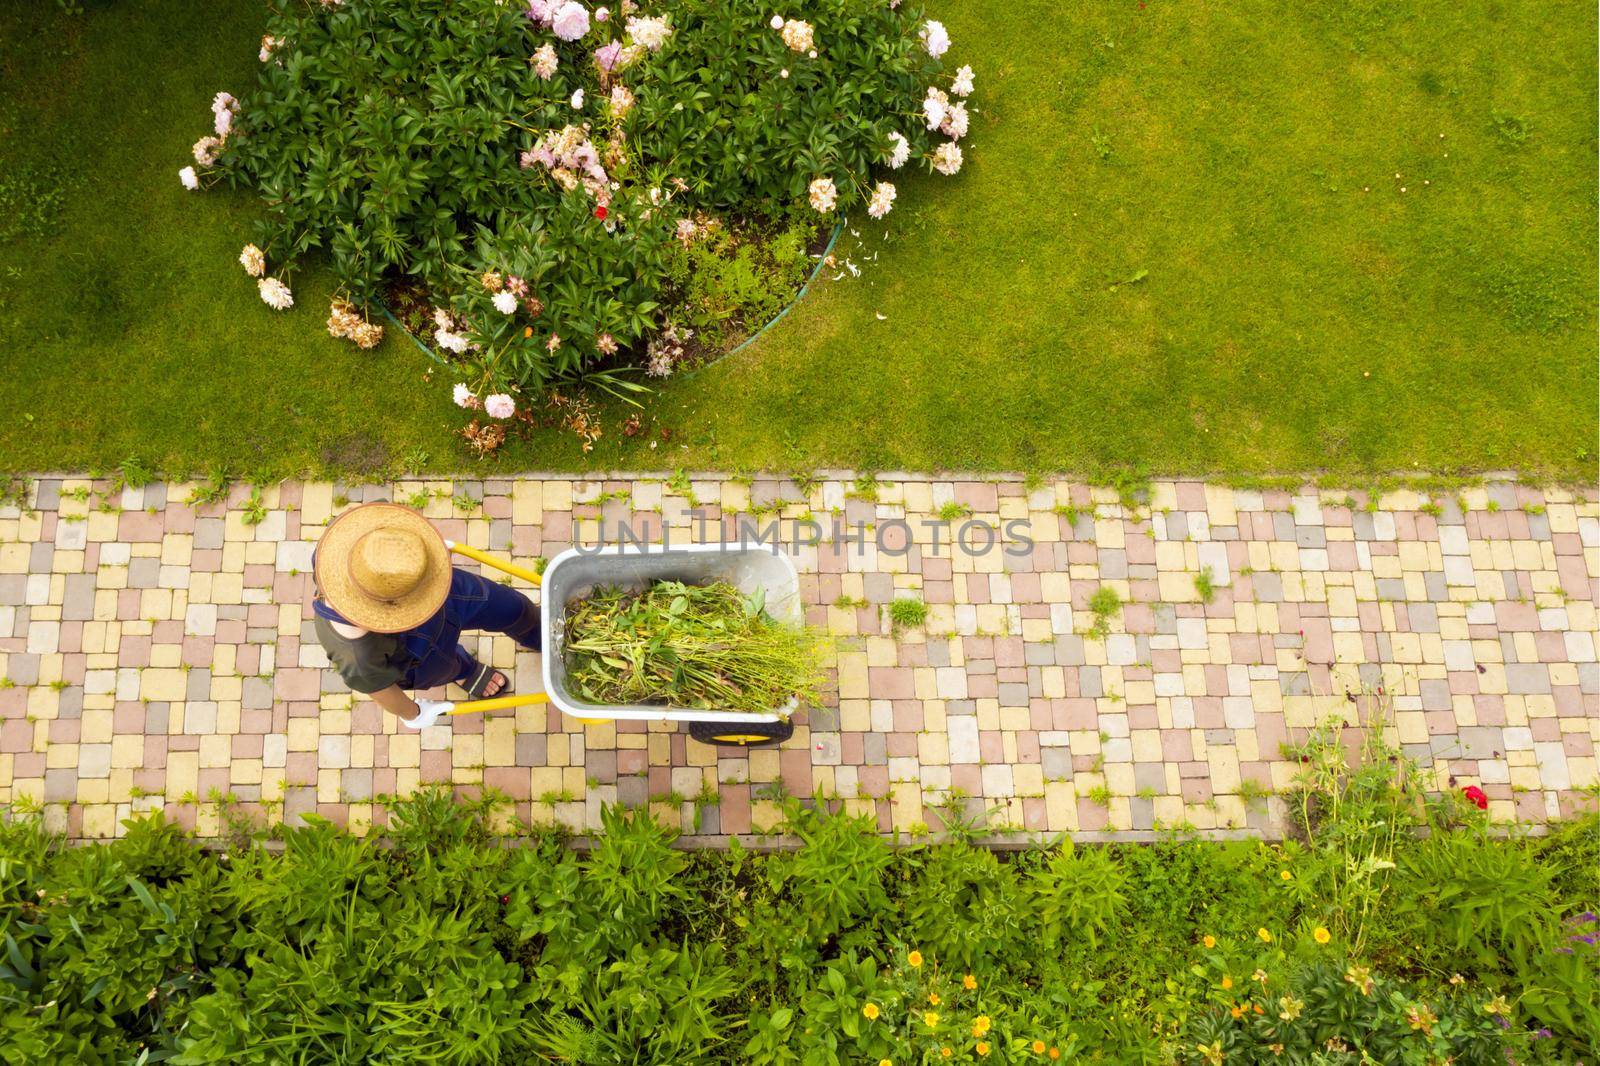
[[530, 43, 559, 79], [940, 101, 968, 140], [610, 84, 634, 117], [214, 107, 233, 138], [867, 181, 896, 219], [551, 1, 590, 40], [780, 18, 813, 52], [211, 91, 237, 116], [192, 136, 223, 166], [626, 14, 671, 50], [923, 86, 948, 131], [453, 383, 474, 408], [769, 13, 783, 28], [932, 141, 963, 175], [435, 329, 470, 354], [259, 35, 282, 62], [258, 277, 294, 310], [807, 177, 837, 214], [920, 20, 950, 58], [492, 291, 519, 315], [485, 394, 516, 419], [570, 88, 585, 109], [179, 166, 199, 190], [951, 64, 975, 96], [239, 244, 265, 277], [886, 131, 910, 169]]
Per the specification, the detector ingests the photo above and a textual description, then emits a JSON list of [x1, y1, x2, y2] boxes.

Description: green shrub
[[197, 0, 973, 396], [2, 791, 1594, 1062]]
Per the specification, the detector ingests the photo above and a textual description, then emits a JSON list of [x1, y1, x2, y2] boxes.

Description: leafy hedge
[[185, 0, 971, 400], [2, 786, 1595, 1063]]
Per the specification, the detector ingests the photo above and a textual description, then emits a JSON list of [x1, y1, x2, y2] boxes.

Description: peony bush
[[181, 0, 973, 437]]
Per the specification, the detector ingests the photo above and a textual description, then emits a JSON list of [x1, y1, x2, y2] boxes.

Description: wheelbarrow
[[428, 540, 801, 747]]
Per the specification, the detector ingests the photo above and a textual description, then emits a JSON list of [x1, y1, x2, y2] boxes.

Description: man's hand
[[402, 699, 454, 730]]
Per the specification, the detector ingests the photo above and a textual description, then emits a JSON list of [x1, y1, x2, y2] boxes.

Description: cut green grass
[[0, 0, 1593, 479]]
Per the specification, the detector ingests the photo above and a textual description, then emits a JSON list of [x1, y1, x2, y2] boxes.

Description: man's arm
[[368, 684, 421, 721]]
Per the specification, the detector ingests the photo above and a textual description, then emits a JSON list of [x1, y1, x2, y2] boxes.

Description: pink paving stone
[[232, 734, 264, 759], [868, 667, 914, 700], [1161, 730, 1193, 762], [1472, 695, 1506, 724], [285, 753, 318, 784], [275, 669, 321, 701], [780, 748, 813, 796], [133, 768, 165, 792], [1514, 792, 1549, 822], [197, 768, 232, 794], [1530, 717, 1562, 742], [48, 719, 80, 744], [1180, 778, 1213, 803], [1022, 797, 1048, 831], [0, 718, 31, 752], [887, 733, 918, 757], [170, 736, 201, 752], [1030, 700, 1054, 730], [117, 512, 165, 542], [891, 702, 924, 732], [142, 736, 168, 768], [1193, 697, 1226, 728], [719, 784, 751, 833], [1054, 699, 1098, 730], [978, 731, 1005, 763], [1010, 573, 1042, 602], [1076, 799, 1110, 831], [994, 637, 1024, 667], [954, 482, 998, 511], [1552, 687, 1585, 715], [1121, 603, 1154, 634], [1124, 535, 1155, 565], [967, 674, 998, 698], [484, 766, 531, 799], [13, 753, 44, 778], [1495, 602, 1539, 631], [419, 750, 453, 782], [617, 749, 648, 775], [1015, 731, 1041, 764], [858, 764, 890, 798], [181, 637, 214, 668], [164, 805, 198, 831], [840, 733, 865, 763]]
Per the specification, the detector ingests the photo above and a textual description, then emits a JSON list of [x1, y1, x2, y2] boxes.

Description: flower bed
[[1, 796, 1593, 1064], [180, 0, 974, 450]]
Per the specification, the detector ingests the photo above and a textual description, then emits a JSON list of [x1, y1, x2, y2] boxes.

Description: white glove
[[402, 699, 454, 730]]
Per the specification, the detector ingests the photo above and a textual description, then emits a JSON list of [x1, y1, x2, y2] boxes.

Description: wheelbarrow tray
[[540, 543, 802, 723]]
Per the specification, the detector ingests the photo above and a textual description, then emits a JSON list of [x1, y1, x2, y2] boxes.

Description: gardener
[[310, 502, 540, 730]]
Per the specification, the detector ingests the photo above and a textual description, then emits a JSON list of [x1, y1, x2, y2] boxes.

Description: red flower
[[1462, 785, 1488, 810], [594, 205, 608, 220]]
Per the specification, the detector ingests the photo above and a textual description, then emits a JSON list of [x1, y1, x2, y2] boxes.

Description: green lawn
[[1, 0, 1594, 480]]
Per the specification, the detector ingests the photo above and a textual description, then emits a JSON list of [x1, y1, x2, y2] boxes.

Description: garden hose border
[[376, 221, 846, 378]]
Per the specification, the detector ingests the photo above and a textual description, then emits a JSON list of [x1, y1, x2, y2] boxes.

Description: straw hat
[[314, 503, 451, 633]]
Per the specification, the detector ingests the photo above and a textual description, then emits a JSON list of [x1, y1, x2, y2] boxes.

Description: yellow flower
[[976, 1042, 990, 1057], [941, 1050, 952, 1060], [1484, 995, 1511, 1016], [1202, 935, 1216, 949], [1048, 1050, 1061, 1061], [1197, 1041, 1224, 1066], [1229, 1005, 1244, 1020], [1257, 927, 1272, 943], [963, 973, 977, 990], [1344, 964, 1374, 996], [1280, 870, 1292, 881], [1220, 975, 1234, 990], [929, 993, 940, 1006], [1277, 995, 1304, 1021], [1405, 1003, 1437, 1035], [1313, 927, 1331, 945], [878, 1060, 892, 1066], [862, 1003, 880, 1020], [1449, 973, 1466, 986], [1032, 1041, 1047, 1054], [1252, 969, 1268, 985], [908, 950, 923, 968], [1268, 1043, 1284, 1055], [923, 1011, 940, 1027], [972, 1015, 992, 1035]]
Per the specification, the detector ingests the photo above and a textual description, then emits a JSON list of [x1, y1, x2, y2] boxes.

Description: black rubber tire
[[687, 718, 795, 748]]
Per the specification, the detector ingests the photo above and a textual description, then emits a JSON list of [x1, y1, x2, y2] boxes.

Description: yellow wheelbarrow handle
[[446, 540, 543, 586], [443, 692, 552, 716]]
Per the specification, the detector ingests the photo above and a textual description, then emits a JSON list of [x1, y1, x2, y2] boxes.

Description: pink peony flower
[[214, 107, 233, 138], [530, 43, 559, 79], [485, 394, 516, 419], [551, 1, 590, 41], [920, 20, 950, 58], [525, 0, 554, 24], [595, 40, 623, 71], [193, 136, 223, 166]]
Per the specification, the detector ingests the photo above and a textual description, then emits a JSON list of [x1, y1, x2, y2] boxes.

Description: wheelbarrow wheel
[[688, 719, 794, 748]]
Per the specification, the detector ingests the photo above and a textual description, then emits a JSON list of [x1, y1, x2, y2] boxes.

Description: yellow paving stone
[[287, 719, 319, 752]]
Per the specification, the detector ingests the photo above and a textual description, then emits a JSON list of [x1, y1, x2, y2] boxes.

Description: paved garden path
[[0, 474, 1595, 841]]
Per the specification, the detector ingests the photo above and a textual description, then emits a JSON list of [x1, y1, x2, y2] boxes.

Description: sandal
[[463, 660, 512, 700]]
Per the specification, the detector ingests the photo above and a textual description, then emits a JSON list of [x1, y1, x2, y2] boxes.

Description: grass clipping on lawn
[[563, 581, 829, 713]]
